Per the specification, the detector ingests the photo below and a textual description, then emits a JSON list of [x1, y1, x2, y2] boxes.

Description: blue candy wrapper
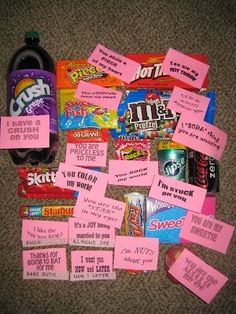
[[145, 197, 186, 244], [110, 90, 179, 140]]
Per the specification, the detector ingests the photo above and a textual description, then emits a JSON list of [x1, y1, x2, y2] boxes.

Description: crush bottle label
[[7, 69, 57, 134]]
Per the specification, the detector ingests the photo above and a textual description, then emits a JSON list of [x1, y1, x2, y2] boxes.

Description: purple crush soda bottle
[[7, 31, 58, 165]]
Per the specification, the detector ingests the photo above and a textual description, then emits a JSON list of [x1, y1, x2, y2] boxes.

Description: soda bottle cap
[[25, 31, 39, 40]]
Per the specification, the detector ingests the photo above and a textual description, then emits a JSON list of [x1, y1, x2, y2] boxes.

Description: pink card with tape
[[168, 249, 228, 304], [55, 162, 108, 196], [23, 248, 68, 280], [74, 192, 126, 229], [161, 48, 209, 89], [22, 219, 68, 247], [172, 113, 228, 161], [114, 236, 159, 271], [69, 217, 115, 247], [70, 250, 116, 281], [149, 175, 207, 213], [74, 81, 122, 110], [65, 142, 108, 167], [180, 211, 234, 254], [87, 43, 140, 83], [0, 115, 49, 149], [167, 86, 210, 118], [108, 160, 158, 186]]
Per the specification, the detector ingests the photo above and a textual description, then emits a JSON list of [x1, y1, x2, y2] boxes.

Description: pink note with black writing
[[161, 48, 209, 89], [55, 162, 108, 196], [23, 248, 68, 280], [74, 192, 126, 229], [168, 249, 228, 304], [172, 113, 228, 161], [70, 250, 116, 281], [180, 211, 234, 254], [167, 86, 210, 118], [74, 81, 122, 110], [149, 175, 207, 213], [88, 43, 140, 83]]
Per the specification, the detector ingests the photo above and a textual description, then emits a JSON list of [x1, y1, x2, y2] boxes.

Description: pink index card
[[114, 236, 159, 271], [168, 249, 228, 304], [65, 142, 108, 167], [167, 86, 210, 118], [74, 81, 122, 110], [172, 113, 228, 161], [74, 192, 126, 229], [55, 162, 108, 196], [22, 219, 69, 247], [108, 160, 158, 186], [180, 211, 235, 254], [149, 175, 207, 213], [161, 48, 209, 89], [0, 115, 49, 149], [69, 217, 115, 247], [181, 195, 216, 244], [87, 43, 140, 83], [70, 250, 116, 281], [23, 248, 68, 280]]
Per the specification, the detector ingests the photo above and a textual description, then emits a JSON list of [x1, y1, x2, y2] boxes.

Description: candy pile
[[8, 48, 234, 304]]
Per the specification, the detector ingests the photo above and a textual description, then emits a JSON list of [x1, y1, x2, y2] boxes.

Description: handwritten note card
[[74, 81, 122, 110], [168, 249, 228, 303], [180, 211, 234, 254], [69, 218, 115, 247], [161, 48, 209, 89], [22, 219, 68, 247], [55, 163, 108, 196], [0, 115, 49, 149], [74, 193, 126, 229], [108, 160, 158, 186], [70, 250, 116, 281], [167, 86, 210, 118], [65, 142, 108, 167], [149, 175, 207, 213], [88, 43, 140, 83], [114, 236, 159, 271], [172, 113, 228, 161], [23, 248, 68, 280]]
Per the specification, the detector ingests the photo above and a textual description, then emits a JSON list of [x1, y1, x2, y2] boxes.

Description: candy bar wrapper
[[56, 60, 124, 89], [124, 192, 146, 274], [124, 53, 208, 90], [18, 167, 74, 199], [20, 205, 74, 218], [58, 89, 118, 130], [145, 197, 186, 244], [115, 139, 150, 161], [110, 90, 179, 140], [67, 128, 109, 143], [124, 192, 145, 237], [145, 196, 216, 244]]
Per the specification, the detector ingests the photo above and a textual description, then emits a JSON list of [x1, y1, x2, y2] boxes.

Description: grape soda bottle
[[7, 31, 58, 165]]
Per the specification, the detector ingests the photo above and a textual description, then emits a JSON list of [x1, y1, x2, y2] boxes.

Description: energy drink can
[[157, 141, 187, 182]]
